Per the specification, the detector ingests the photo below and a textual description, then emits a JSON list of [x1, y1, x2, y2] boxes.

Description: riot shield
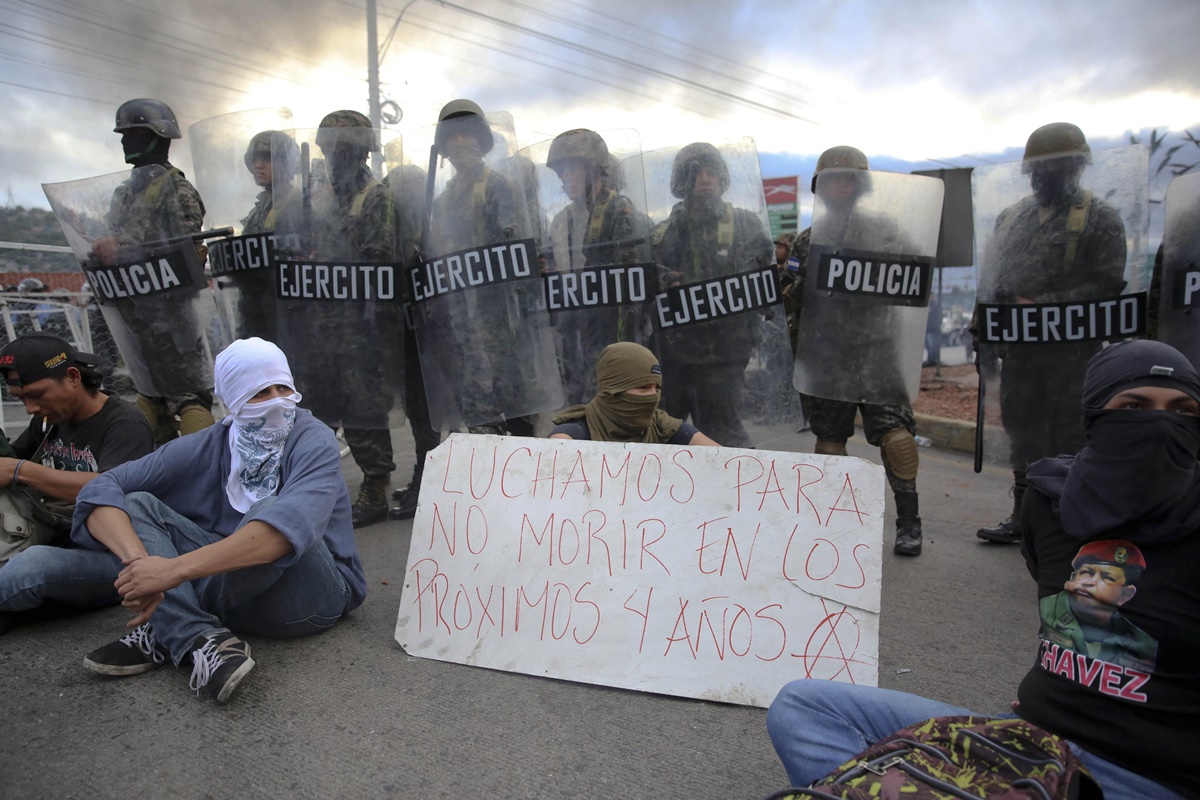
[[189, 108, 295, 344], [792, 171, 944, 405], [522, 129, 654, 405], [407, 110, 564, 430], [1160, 171, 1200, 366], [972, 143, 1149, 469], [269, 124, 405, 434], [41, 167, 218, 399], [641, 138, 784, 448]]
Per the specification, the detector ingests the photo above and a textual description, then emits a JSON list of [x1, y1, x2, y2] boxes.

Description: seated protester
[[765, 339, 1200, 800], [0, 334, 153, 635], [549, 342, 720, 446], [74, 337, 366, 704]]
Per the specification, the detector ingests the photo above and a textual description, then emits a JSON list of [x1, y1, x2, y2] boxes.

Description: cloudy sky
[[1, 0, 1198, 211]]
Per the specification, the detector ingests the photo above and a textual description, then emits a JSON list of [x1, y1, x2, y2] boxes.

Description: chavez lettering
[[977, 293, 1146, 344], [543, 264, 650, 310], [1039, 640, 1149, 702], [815, 248, 933, 307], [654, 266, 778, 329], [410, 240, 537, 303]]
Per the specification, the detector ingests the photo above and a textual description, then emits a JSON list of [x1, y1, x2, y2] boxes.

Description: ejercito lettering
[[277, 261, 398, 301], [544, 264, 649, 310], [209, 233, 300, 276], [411, 240, 537, 303], [978, 293, 1147, 344], [654, 267, 778, 329]]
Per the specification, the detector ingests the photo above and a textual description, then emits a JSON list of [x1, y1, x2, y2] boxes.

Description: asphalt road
[[0, 418, 1031, 800]]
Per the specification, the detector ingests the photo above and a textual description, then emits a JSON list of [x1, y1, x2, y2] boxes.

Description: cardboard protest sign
[[395, 434, 885, 708]]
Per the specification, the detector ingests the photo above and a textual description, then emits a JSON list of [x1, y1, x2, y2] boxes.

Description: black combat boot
[[976, 470, 1026, 544], [893, 491, 922, 556], [351, 476, 390, 528], [388, 476, 421, 520]]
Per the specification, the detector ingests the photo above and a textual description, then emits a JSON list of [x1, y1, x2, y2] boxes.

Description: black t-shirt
[[549, 418, 698, 446], [12, 393, 154, 474], [1018, 489, 1200, 799]]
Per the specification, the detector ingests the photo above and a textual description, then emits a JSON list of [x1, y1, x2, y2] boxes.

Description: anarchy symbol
[[798, 598, 871, 682]]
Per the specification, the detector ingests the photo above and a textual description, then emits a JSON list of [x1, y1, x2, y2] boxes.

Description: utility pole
[[367, 0, 383, 176]]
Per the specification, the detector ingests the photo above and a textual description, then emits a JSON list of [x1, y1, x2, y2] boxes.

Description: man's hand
[[122, 590, 164, 628], [92, 236, 121, 266], [116, 555, 184, 602]]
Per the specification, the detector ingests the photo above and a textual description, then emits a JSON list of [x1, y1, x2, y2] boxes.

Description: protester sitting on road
[[74, 337, 366, 704], [765, 339, 1200, 800], [549, 342, 719, 446], [0, 333, 153, 635]]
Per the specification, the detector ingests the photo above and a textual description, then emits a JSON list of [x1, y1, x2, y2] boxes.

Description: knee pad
[[178, 405, 215, 436], [813, 439, 848, 457], [135, 394, 158, 431], [879, 428, 919, 482]]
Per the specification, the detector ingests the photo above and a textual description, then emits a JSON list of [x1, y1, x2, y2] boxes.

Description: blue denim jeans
[[124, 492, 351, 664], [766, 680, 1184, 800], [0, 544, 123, 611]]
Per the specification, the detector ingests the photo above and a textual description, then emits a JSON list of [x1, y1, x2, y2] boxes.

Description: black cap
[[0, 334, 101, 386], [1082, 339, 1200, 409]]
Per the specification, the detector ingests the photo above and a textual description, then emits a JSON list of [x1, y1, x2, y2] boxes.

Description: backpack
[[767, 716, 1103, 800]]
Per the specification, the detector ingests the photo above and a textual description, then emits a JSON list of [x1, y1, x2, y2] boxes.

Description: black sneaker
[[977, 517, 1022, 544], [189, 632, 255, 703], [83, 623, 168, 676]]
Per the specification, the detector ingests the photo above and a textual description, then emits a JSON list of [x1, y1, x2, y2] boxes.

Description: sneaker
[[189, 632, 255, 703], [84, 623, 168, 676], [0, 610, 16, 637], [977, 517, 1022, 544], [388, 486, 419, 520]]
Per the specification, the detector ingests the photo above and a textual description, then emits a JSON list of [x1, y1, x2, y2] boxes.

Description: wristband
[[12, 459, 26, 485]]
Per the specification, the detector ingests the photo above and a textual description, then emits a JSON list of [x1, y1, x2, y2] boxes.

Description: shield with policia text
[[269, 122, 406, 432], [792, 170, 944, 405], [42, 168, 220, 399], [972, 142, 1149, 469], [522, 128, 655, 405], [408, 109, 564, 430], [188, 107, 295, 344], [641, 138, 785, 448], [1159, 170, 1200, 367]]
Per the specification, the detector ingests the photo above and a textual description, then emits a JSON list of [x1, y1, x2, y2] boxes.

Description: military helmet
[[17, 278, 45, 293], [774, 232, 797, 248], [811, 145, 869, 193], [113, 98, 181, 139], [1022, 122, 1091, 173], [315, 110, 380, 153], [547, 129, 611, 174], [435, 99, 494, 153], [243, 130, 301, 175], [670, 142, 730, 199]]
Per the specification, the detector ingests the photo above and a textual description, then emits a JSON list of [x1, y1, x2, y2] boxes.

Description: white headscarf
[[214, 338, 302, 513]]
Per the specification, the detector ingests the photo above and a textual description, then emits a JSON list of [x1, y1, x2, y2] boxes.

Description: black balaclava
[[122, 131, 170, 167], [1037, 340, 1200, 542]]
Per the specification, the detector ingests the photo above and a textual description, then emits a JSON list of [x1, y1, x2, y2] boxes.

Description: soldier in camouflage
[[782, 146, 925, 556], [291, 110, 399, 527], [545, 128, 652, 403], [425, 99, 536, 436], [974, 123, 1127, 544], [92, 98, 215, 447], [651, 142, 774, 449]]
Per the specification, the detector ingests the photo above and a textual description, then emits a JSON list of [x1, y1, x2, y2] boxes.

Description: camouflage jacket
[[311, 165, 398, 262], [429, 165, 527, 254], [107, 164, 204, 245], [547, 187, 651, 271]]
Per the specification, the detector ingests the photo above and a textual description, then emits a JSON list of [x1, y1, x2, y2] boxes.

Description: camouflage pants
[[809, 397, 916, 493], [404, 325, 440, 486]]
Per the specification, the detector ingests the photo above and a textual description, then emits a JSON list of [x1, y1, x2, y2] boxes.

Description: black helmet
[[315, 110, 380, 154], [670, 142, 730, 199], [547, 129, 611, 175], [1022, 122, 1091, 174], [17, 278, 46, 293], [435, 99, 494, 154], [243, 130, 301, 177], [811, 145, 869, 194], [114, 98, 181, 139]]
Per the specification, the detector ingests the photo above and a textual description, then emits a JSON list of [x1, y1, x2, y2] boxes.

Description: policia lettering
[[815, 248, 933, 306], [543, 264, 649, 310], [84, 241, 196, 302], [277, 262, 399, 301], [410, 240, 537, 302], [1175, 269, 1200, 308], [209, 232, 301, 276], [977, 294, 1146, 344], [654, 266, 777, 329]]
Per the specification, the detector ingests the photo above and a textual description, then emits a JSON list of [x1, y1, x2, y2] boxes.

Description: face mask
[[446, 141, 484, 169], [234, 394, 298, 434], [607, 391, 659, 435]]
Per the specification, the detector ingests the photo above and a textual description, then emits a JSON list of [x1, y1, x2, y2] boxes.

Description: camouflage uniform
[[548, 185, 652, 403], [106, 164, 214, 447], [982, 189, 1126, 469], [652, 200, 774, 448], [234, 186, 298, 342]]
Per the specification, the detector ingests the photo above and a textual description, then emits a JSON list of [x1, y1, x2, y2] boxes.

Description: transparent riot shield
[[1160, 171, 1200, 367], [269, 124, 405, 434], [189, 108, 295, 344], [42, 167, 219, 399], [972, 143, 1149, 469], [641, 138, 784, 448], [793, 171, 944, 405], [406, 110, 564, 431], [522, 129, 654, 405]]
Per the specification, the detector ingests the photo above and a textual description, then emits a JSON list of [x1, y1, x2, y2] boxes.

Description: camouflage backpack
[[767, 716, 1103, 800]]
